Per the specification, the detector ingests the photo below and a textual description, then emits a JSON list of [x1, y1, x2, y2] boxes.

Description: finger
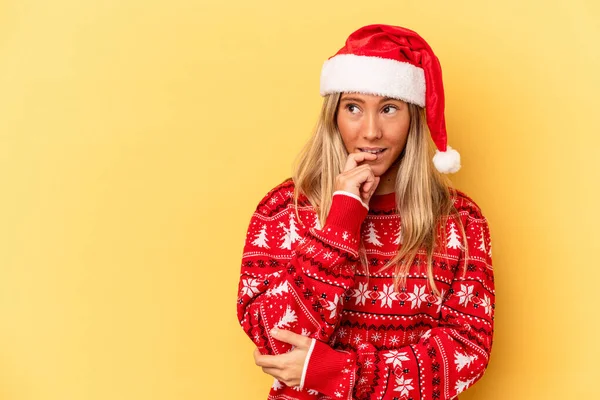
[[360, 170, 376, 195], [370, 177, 381, 197], [254, 352, 282, 368], [342, 151, 377, 173], [366, 176, 381, 201], [342, 164, 373, 185], [261, 366, 282, 380], [262, 367, 298, 388], [270, 328, 312, 348]]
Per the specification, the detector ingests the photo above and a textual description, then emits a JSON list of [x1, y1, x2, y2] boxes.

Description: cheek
[[387, 121, 410, 149], [337, 116, 356, 146]]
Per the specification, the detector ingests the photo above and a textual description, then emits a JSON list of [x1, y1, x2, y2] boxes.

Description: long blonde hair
[[292, 93, 468, 296]]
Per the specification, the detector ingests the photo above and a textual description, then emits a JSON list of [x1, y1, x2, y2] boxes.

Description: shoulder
[[253, 178, 309, 217], [450, 187, 487, 223]]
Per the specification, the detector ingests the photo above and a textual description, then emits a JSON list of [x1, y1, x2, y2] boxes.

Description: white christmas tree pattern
[[313, 215, 322, 230], [279, 213, 301, 250], [274, 305, 297, 329], [365, 221, 383, 247], [478, 227, 486, 253], [272, 379, 283, 390], [455, 376, 477, 394], [291, 386, 318, 395], [251, 224, 270, 248], [454, 350, 479, 371], [266, 281, 289, 297], [447, 221, 463, 250], [393, 225, 403, 245]]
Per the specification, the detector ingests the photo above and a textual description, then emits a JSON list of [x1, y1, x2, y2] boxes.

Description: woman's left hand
[[253, 328, 312, 387]]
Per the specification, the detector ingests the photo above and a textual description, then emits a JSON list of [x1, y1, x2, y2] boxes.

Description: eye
[[382, 105, 398, 114], [345, 104, 360, 114]]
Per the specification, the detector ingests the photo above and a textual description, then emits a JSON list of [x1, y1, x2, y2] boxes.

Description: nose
[[363, 112, 382, 140]]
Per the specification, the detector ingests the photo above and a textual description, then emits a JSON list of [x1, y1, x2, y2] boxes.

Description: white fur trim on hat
[[433, 146, 461, 173], [320, 54, 426, 107]]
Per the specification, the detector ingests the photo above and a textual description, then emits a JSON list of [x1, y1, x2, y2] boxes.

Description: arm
[[303, 211, 495, 399], [237, 185, 368, 355]]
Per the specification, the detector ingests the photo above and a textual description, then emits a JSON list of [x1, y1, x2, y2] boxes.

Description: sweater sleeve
[[237, 186, 368, 356], [303, 211, 495, 399]]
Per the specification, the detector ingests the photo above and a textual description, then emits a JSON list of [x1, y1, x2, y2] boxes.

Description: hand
[[334, 151, 381, 205], [253, 328, 312, 387]]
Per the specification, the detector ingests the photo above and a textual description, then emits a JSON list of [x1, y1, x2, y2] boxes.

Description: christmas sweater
[[237, 178, 495, 400]]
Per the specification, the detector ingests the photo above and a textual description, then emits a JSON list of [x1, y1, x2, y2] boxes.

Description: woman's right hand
[[334, 151, 381, 206]]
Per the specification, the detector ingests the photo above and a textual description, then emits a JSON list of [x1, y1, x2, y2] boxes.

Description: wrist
[[303, 339, 354, 396]]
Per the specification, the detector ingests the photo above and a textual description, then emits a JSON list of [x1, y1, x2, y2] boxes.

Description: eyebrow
[[340, 96, 403, 104]]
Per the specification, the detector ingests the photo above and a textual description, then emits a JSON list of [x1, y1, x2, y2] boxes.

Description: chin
[[372, 165, 388, 177]]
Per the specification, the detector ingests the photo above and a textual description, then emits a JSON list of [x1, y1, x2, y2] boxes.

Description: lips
[[358, 147, 386, 154]]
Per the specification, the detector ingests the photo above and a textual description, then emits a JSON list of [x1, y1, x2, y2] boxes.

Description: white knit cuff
[[332, 190, 369, 210], [320, 54, 426, 107], [299, 338, 317, 390]]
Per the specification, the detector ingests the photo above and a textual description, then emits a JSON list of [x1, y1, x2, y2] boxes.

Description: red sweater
[[237, 179, 495, 400]]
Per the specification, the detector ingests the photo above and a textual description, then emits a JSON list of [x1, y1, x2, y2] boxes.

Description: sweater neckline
[[369, 191, 396, 211]]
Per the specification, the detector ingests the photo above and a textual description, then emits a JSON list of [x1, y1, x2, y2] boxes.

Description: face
[[336, 93, 411, 178]]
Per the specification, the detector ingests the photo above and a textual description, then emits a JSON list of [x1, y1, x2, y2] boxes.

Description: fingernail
[[270, 328, 279, 336]]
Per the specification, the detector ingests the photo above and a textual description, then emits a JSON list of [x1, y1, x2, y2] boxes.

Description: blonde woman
[[237, 24, 495, 400]]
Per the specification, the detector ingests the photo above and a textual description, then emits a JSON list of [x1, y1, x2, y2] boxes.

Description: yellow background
[[1, 0, 598, 399]]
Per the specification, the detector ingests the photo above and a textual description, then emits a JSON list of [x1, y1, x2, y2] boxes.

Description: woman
[[237, 24, 494, 400]]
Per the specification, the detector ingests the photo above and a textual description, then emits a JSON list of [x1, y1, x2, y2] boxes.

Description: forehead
[[340, 92, 405, 103]]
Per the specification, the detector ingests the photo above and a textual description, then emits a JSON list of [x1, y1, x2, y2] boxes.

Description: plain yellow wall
[[0, 0, 598, 399]]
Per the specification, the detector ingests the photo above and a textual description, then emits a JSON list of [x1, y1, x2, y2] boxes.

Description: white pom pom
[[433, 145, 461, 173]]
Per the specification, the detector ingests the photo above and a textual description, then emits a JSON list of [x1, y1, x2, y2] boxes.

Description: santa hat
[[320, 24, 461, 173]]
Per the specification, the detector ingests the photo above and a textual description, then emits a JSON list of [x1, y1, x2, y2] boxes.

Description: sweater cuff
[[325, 192, 369, 236], [303, 339, 355, 397], [299, 338, 317, 390]]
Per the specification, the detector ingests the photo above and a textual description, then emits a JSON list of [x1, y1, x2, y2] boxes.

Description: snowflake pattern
[[324, 294, 340, 319], [456, 284, 475, 306], [240, 278, 261, 298], [379, 283, 399, 308], [352, 282, 371, 306], [407, 285, 428, 309], [393, 375, 414, 397], [384, 350, 410, 369], [479, 294, 493, 316]]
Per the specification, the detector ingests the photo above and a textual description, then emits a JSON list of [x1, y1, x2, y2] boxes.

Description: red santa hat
[[320, 24, 461, 173]]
